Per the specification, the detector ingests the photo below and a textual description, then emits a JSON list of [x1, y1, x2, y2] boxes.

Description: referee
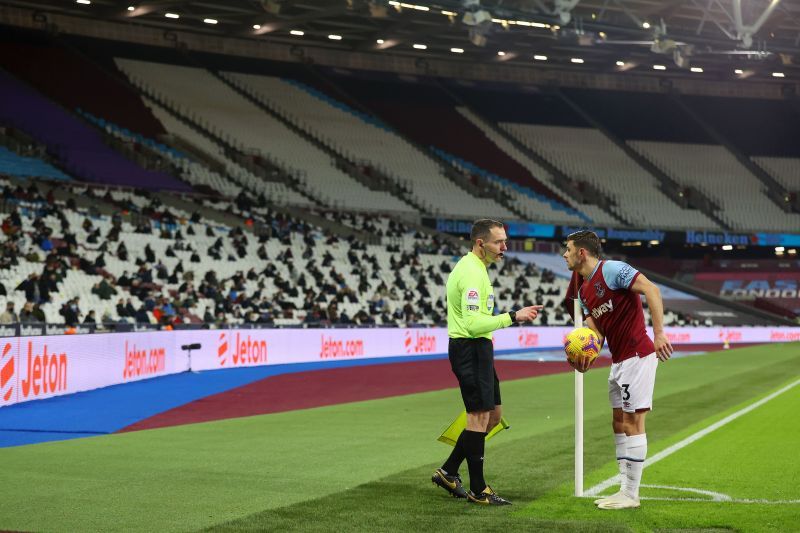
[[432, 219, 542, 505]]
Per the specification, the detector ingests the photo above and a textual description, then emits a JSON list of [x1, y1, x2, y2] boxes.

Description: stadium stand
[[0, 70, 189, 191], [115, 59, 417, 215], [629, 141, 800, 231], [0, 174, 589, 329], [453, 107, 619, 226], [0, 41, 165, 139], [0, 146, 70, 182], [317, 72, 566, 218], [502, 123, 721, 230], [0, 31, 795, 332]]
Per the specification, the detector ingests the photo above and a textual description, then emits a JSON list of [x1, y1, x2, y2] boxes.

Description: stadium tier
[[502, 123, 721, 230], [0, 70, 188, 191], [0, 31, 798, 330], [629, 141, 800, 231]]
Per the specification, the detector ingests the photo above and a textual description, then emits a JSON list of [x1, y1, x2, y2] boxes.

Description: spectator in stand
[[91, 279, 118, 300], [0, 302, 19, 324], [134, 306, 150, 324], [83, 310, 97, 324], [16, 273, 41, 303], [116, 298, 128, 318], [19, 302, 38, 323], [60, 298, 80, 326]]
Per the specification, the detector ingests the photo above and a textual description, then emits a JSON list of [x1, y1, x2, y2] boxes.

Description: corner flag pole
[[574, 298, 584, 497]]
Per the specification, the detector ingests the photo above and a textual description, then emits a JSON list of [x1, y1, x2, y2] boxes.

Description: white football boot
[[593, 490, 624, 505], [596, 492, 640, 510]]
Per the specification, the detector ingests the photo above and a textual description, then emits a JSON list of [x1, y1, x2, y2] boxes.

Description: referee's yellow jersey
[[446, 252, 512, 340]]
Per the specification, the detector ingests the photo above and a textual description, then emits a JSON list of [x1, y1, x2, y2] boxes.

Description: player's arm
[[570, 316, 604, 373], [460, 280, 541, 337], [630, 274, 673, 362], [584, 316, 605, 349]]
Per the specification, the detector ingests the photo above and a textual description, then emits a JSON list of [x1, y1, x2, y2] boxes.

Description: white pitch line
[[585, 378, 800, 497], [641, 497, 800, 505]]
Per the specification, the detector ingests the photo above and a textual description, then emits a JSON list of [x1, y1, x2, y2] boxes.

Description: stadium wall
[[2, 326, 800, 408]]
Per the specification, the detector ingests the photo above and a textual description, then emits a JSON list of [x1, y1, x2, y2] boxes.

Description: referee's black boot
[[466, 485, 512, 505], [432, 468, 468, 498]]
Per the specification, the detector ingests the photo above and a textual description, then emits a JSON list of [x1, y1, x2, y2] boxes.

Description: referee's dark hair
[[470, 219, 504, 244], [566, 230, 603, 258]]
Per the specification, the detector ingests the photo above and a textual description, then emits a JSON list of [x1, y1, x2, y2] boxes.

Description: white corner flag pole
[[574, 298, 584, 497]]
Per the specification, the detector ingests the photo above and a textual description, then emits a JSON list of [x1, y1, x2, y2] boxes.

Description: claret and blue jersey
[[578, 260, 656, 363]]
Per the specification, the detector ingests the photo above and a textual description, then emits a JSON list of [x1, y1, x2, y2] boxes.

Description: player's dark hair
[[566, 230, 602, 258], [470, 219, 504, 244]]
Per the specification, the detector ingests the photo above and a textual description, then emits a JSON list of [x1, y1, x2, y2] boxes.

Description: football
[[564, 327, 601, 364]]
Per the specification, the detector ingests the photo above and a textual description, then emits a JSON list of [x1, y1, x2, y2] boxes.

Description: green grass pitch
[[0, 343, 797, 532]]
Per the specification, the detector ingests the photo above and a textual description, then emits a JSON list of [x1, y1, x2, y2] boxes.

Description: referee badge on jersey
[[594, 282, 605, 298], [466, 288, 480, 305], [486, 294, 494, 311]]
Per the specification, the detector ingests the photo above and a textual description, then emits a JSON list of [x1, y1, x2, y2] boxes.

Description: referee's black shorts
[[448, 337, 500, 412]]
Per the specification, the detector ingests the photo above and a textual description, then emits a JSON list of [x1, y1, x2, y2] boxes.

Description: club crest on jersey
[[594, 282, 605, 298]]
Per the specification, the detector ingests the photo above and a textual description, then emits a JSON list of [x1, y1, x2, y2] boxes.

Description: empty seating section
[[630, 141, 800, 231], [455, 107, 616, 225], [114, 59, 412, 214], [141, 99, 312, 206], [0, 42, 165, 139], [0, 146, 71, 181], [221, 72, 512, 218], [503, 124, 719, 230], [0, 70, 189, 191]]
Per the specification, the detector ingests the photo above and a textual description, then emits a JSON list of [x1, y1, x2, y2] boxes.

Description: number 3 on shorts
[[621, 384, 630, 401]]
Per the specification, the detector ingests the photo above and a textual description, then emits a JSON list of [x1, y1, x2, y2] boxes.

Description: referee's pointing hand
[[514, 305, 544, 322]]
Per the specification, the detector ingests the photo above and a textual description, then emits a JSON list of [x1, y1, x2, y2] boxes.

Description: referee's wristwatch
[[508, 310, 517, 322]]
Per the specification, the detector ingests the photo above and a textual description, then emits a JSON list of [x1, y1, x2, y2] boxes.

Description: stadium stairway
[[433, 81, 616, 221], [123, 75, 323, 208], [321, 73, 571, 215], [210, 70, 426, 215], [218, 68, 514, 219], [443, 103, 621, 226]]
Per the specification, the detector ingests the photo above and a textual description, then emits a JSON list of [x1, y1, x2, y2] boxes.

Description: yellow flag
[[437, 410, 510, 446]]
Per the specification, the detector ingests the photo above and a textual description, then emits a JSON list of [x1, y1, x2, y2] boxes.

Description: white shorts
[[608, 352, 658, 413]]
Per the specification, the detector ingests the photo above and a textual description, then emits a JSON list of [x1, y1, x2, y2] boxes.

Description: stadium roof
[[4, 0, 800, 79]]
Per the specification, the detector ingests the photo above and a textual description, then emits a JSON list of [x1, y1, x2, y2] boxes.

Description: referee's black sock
[[463, 429, 487, 494], [442, 430, 467, 475]]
